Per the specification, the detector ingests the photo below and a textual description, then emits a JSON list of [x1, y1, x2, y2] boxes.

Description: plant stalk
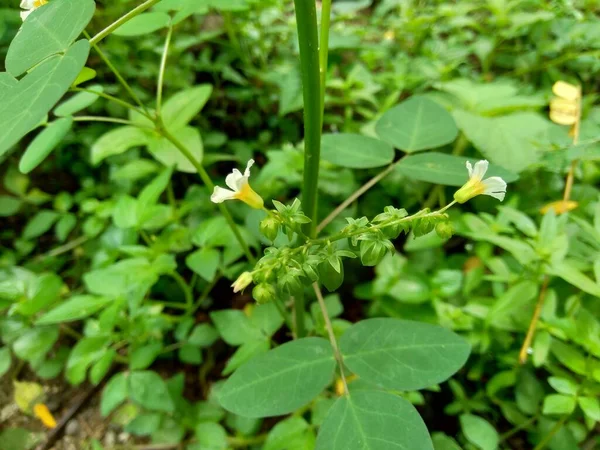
[[319, 0, 332, 125], [294, 0, 322, 238], [519, 276, 550, 364], [156, 24, 173, 118]]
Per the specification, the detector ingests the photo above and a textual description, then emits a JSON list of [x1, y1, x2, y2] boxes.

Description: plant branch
[[319, 0, 332, 125], [89, 0, 164, 46], [169, 271, 194, 310], [532, 414, 570, 450], [156, 23, 173, 118], [519, 276, 550, 364], [72, 116, 143, 127], [72, 87, 150, 118], [313, 283, 348, 395]]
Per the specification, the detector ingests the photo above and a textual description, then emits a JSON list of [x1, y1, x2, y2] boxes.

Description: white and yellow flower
[[454, 160, 506, 203], [20, 0, 48, 21], [231, 272, 253, 293], [210, 159, 264, 209]]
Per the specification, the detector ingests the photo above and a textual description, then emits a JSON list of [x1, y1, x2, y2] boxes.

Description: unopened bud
[[231, 272, 253, 293], [435, 222, 454, 239], [260, 216, 280, 241], [253, 283, 276, 304]]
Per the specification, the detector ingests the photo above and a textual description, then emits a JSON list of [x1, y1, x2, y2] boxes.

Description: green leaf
[[90, 349, 116, 385], [125, 412, 162, 436], [55, 213, 77, 241], [113, 12, 171, 37], [178, 344, 203, 364], [0, 195, 22, 217], [340, 318, 470, 391], [101, 372, 128, 416], [19, 118, 73, 174], [188, 324, 219, 347], [15, 273, 63, 316], [129, 371, 175, 413], [66, 336, 109, 385], [320, 133, 394, 169], [316, 390, 433, 450], [264, 417, 309, 450], [54, 84, 103, 116], [0, 40, 90, 156], [375, 96, 458, 153], [162, 85, 213, 130], [459, 414, 498, 450], [543, 394, 576, 415], [0, 347, 12, 377], [0, 428, 41, 450], [210, 310, 262, 345], [548, 377, 577, 396], [548, 260, 600, 298], [186, 247, 220, 281], [36, 295, 112, 325], [91, 126, 149, 165], [23, 210, 59, 240], [147, 126, 204, 172], [13, 326, 59, 362], [395, 152, 518, 186], [222, 338, 270, 376], [432, 433, 463, 450], [195, 422, 228, 450], [6, 0, 95, 76], [578, 397, 600, 422], [453, 110, 549, 173], [218, 338, 336, 418], [551, 341, 586, 375], [130, 343, 163, 370]]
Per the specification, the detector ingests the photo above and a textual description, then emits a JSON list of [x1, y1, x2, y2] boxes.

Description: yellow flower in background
[[453, 160, 507, 204], [549, 81, 581, 137], [540, 200, 578, 215], [20, 0, 48, 21], [210, 159, 264, 209], [33, 403, 57, 429], [231, 271, 253, 293]]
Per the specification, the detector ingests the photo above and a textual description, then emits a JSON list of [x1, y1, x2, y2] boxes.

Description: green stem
[[72, 87, 150, 117], [89, 0, 164, 46], [532, 415, 570, 450], [319, 0, 332, 124], [294, 0, 322, 238], [158, 126, 256, 264], [73, 116, 144, 127], [170, 272, 194, 310], [223, 12, 249, 66], [156, 23, 173, 118]]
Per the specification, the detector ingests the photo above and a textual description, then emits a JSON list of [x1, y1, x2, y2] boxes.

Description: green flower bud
[[435, 221, 454, 239], [260, 216, 280, 241], [231, 272, 253, 293], [253, 283, 276, 304]]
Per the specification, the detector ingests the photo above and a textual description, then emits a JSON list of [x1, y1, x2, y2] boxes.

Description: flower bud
[[435, 221, 454, 239], [231, 272, 253, 293], [253, 283, 276, 304], [260, 216, 280, 241]]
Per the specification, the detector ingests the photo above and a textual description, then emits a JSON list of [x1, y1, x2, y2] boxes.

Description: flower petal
[[225, 169, 246, 192], [244, 159, 255, 177], [482, 176, 506, 201], [21, 0, 34, 9], [466, 161, 473, 178], [210, 186, 237, 203], [20, 9, 32, 20], [471, 160, 489, 181]]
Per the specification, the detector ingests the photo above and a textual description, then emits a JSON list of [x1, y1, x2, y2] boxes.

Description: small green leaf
[[395, 152, 518, 186], [460, 414, 498, 450], [55, 213, 77, 241], [23, 210, 60, 240], [340, 318, 471, 391], [6, 0, 95, 76], [113, 12, 171, 37], [316, 390, 434, 450], [320, 133, 394, 168], [147, 126, 204, 172], [129, 343, 163, 370], [13, 327, 59, 362], [186, 247, 220, 281], [548, 260, 600, 298], [210, 310, 262, 346], [375, 96, 458, 153], [548, 377, 577, 396], [90, 349, 116, 385], [543, 394, 576, 415], [188, 324, 219, 347], [91, 126, 149, 165], [66, 336, 110, 385], [218, 338, 336, 418], [162, 85, 213, 130], [19, 118, 73, 174], [101, 372, 129, 416], [0, 196, 22, 217], [578, 397, 600, 422], [129, 371, 175, 413], [195, 422, 228, 450], [55, 85, 103, 117], [36, 295, 112, 324]]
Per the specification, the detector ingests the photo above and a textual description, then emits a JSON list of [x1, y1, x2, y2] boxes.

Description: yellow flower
[[20, 0, 48, 21], [231, 272, 253, 293], [33, 403, 57, 429], [549, 81, 581, 137], [453, 160, 507, 204], [540, 200, 578, 215], [210, 159, 264, 209]]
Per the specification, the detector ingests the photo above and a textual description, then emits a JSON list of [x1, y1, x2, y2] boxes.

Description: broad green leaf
[[14, 272, 63, 316], [459, 414, 498, 450], [316, 390, 434, 450], [23, 210, 60, 240], [162, 85, 213, 130], [6, 0, 95, 76], [129, 371, 175, 413], [395, 152, 518, 186], [101, 372, 128, 416], [91, 126, 149, 165], [578, 397, 600, 422], [453, 110, 549, 173], [111, 159, 159, 181], [543, 394, 576, 415], [0, 40, 90, 156], [375, 96, 458, 153], [320, 133, 394, 168], [340, 318, 471, 390], [222, 338, 270, 375], [551, 340, 586, 375], [55, 85, 103, 117], [195, 422, 228, 450], [147, 127, 203, 172], [548, 260, 600, 298], [83, 258, 159, 298], [188, 324, 219, 347], [113, 12, 171, 37], [210, 310, 262, 345], [66, 336, 109, 385], [19, 118, 73, 174], [36, 295, 112, 324], [186, 247, 220, 281], [218, 338, 336, 417]]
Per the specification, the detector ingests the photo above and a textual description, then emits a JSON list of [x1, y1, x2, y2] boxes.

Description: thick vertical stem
[[294, 0, 322, 238], [319, 0, 332, 126]]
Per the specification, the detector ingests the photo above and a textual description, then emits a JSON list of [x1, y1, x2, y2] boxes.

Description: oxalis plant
[[0, 0, 519, 448]]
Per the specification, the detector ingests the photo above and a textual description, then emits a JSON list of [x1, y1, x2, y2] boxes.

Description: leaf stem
[[169, 271, 194, 310], [89, 0, 163, 46], [313, 283, 348, 395], [72, 116, 144, 127], [519, 276, 550, 364], [319, 0, 332, 125], [72, 87, 150, 118], [294, 0, 322, 238], [156, 23, 173, 118], [532, 414, 570, 450]]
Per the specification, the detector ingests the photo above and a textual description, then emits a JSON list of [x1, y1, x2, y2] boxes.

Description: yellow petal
[[552, 81, 581, 101], [33, 403, 57, 429], [540, 200, 578, 215], [549, 98, 578, 125]]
